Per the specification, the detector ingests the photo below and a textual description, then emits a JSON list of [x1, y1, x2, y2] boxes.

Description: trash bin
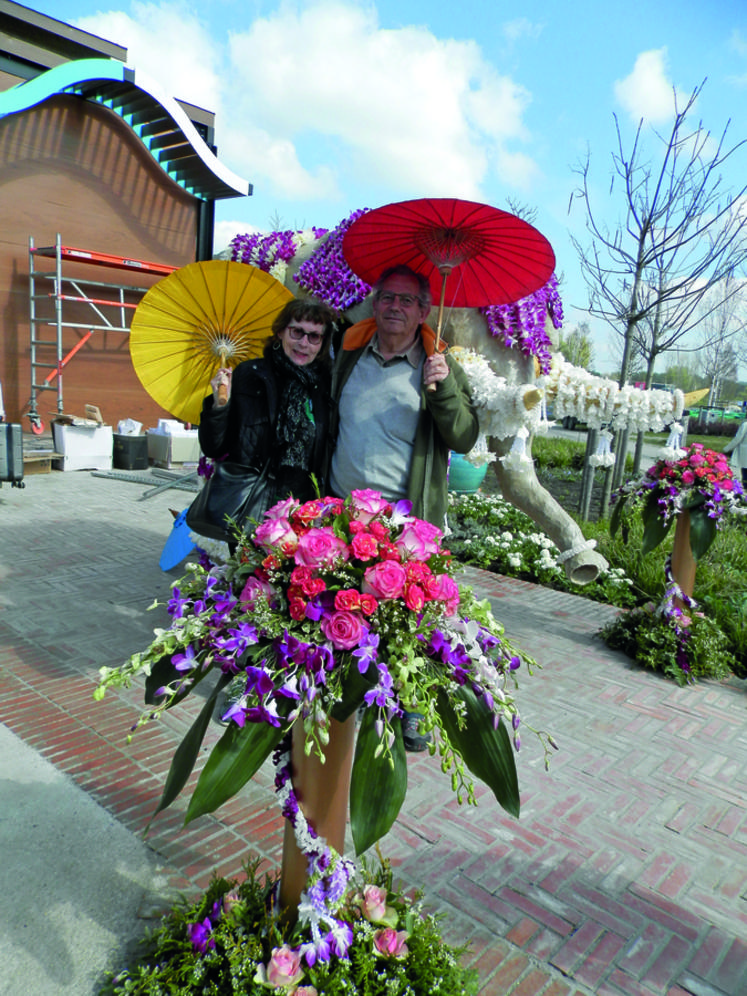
[[113, 433, 149, 470]]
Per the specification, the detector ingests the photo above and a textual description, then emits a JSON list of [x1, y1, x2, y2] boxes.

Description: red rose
[[335, 589, 361, 611]]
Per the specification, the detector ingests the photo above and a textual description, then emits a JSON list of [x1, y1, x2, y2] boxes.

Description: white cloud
[[74, 3, 223, 112], [71, 1, 540, 208], [614, 49, 682, 124], [226, 1, 536, 200], [502, 18, 543, 47]]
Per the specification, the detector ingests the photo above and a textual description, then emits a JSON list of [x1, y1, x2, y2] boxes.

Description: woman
[[198, 298, 337, 523], [723, 418, 747, 486]]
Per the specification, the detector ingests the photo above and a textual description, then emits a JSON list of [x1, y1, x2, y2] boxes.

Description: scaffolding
[[27, 234, 177, 432]]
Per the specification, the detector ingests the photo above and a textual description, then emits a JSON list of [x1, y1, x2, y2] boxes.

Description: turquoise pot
[[447, 452, 488, 493]]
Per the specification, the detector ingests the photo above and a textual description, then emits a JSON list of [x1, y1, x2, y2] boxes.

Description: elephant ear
[[436, 685, 520, 818], [349, 708, 407, 855]]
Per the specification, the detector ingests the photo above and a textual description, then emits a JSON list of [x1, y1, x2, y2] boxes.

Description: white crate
[[52, 422, 113, 471], [146, 430, 201, 468]]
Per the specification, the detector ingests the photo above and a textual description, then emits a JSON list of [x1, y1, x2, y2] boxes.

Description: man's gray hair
[[373, 265, 432, 309]]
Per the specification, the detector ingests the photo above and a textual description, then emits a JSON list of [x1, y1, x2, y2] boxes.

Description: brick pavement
[[1, 468, 746, 995]]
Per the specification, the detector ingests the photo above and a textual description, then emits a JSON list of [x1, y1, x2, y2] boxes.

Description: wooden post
[[279, 714, 357, 914], [670, 510, 696, 608]]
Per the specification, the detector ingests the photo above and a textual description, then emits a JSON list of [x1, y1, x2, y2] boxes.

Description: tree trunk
[[279, 715, 357, 914], [578, 429, 597, 520], [632, 429, 645, 477]]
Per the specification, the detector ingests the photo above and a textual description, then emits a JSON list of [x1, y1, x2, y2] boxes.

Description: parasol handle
[[217, 348, 229, 406], [426, 270, 450, 394]]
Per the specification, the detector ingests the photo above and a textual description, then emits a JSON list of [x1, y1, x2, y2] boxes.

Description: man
[[330, 264, 479, 749]]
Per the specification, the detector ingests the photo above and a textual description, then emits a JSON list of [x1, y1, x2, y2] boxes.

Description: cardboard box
[[146, 430, 201, 468], [52, 421, 113, 471]]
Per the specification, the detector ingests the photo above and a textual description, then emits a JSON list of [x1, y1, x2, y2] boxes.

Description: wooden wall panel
[[0, 94, 201, 428]]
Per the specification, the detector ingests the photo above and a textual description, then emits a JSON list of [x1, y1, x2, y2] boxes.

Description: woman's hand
[[211, 368, 232, 407]]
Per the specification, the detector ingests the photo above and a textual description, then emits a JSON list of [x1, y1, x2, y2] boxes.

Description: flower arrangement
[[99, 857, 480, 995], [96, 488, 549, 851], [611, 442, 746, 560], [96, 490, 548, 991]]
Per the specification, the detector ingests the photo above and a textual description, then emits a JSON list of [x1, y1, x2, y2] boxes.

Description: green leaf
[[688, 508, 717, 561], [185, 717, 289, 823], [350, 709, 407, 855], [330, 660, 378, 722], [609, 494, 627, 537], [641, 491, 672, 555], [436, 685, 520, 817], [144, 655, 184, 705], [149, 673, 230, 824]]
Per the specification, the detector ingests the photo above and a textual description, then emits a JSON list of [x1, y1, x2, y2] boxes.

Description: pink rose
[[429, 573, 460, 615], [266, 496, 300, 520], [239, 576, 276, 609], [265, 945, 304, 988], [294, 988, 319, 996], [363, 560, 406, 600], [350, 489, 391, 524], [373, 927, 409, 959], [681, 469, 696, 485], [395, 520, 442, 561], [320, 609, 364, 649], [254, 517, 299, 554], [294, 527, 349, 568], [360, 885, 388, 923]]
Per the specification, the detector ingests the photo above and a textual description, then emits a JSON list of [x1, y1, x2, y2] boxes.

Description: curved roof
[[0, 57, 250, 201]]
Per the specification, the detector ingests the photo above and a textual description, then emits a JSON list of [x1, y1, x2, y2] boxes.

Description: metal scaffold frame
[[27, 234, 176, 433]]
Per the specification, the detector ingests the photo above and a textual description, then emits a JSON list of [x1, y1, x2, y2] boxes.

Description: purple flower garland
[[480, 274, 563, 375], [294, 209, 373, 311], [659, 555, 696, 681], [273, 735, 356, 965]]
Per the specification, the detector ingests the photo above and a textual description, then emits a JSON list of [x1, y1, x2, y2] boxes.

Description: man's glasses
[[286, 325, 324, 345], [376, 292, 421, 308]]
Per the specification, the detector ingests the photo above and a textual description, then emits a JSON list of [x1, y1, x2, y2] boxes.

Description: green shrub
[[601, 604, 736, 686], [99, 859, 479, 996]]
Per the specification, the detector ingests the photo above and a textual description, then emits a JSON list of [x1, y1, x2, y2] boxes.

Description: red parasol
[[342, 197, 556, 347]]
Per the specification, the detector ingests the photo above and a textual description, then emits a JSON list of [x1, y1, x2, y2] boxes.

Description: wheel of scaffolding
[[28, 412, 45, 435]]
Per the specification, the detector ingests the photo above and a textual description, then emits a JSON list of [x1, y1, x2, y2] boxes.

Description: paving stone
[[1, 472, 746, 994]]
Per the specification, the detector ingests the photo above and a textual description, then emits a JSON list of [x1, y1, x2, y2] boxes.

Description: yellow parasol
[[682, 388, 710, 408], [129, 260, 294, 424]]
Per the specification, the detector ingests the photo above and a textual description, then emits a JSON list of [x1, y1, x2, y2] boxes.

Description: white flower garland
[[543, 355, 684, 432], [448, 348, 544, 464], [588, 429, 615, 468]]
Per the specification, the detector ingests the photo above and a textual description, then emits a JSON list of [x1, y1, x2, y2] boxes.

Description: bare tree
[[570, 80, 747, 497], [558, 321, 595, 368], [695, 273, 747, 403]]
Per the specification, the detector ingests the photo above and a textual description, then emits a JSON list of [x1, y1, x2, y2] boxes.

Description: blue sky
[[28, 0, 747, 373]]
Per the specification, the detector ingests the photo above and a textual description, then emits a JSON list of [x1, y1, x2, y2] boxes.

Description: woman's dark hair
[[266, 298, 337, 366]]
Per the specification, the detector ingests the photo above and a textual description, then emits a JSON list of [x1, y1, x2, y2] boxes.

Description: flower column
[[670, 510, 696, 608], [279, 714, 357, 913]]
